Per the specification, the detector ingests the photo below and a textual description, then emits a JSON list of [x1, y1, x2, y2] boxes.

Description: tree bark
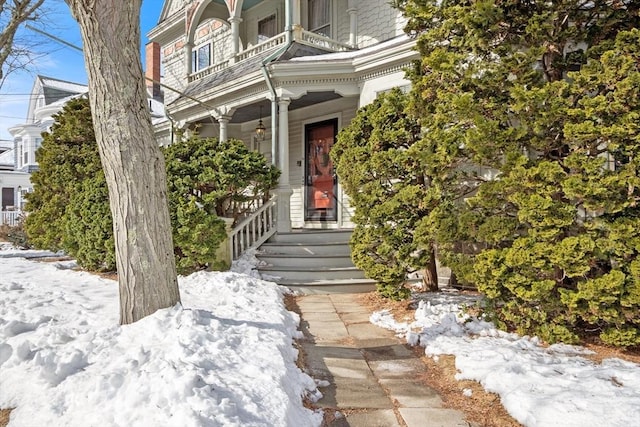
[[422, 244, 439, 292], [65, 0, 180, 324]]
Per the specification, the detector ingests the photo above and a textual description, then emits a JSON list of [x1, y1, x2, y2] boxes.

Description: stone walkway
[[293, 294, 472, 427]]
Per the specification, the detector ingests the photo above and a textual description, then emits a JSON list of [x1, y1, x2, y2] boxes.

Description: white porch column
[[218, 116, 230, 141], [229, 16, 242, 56], [276, 98, 292, 232], [292, 0, 301, 28], [348, 8, 358, 48], [185, 42, 193, 78]]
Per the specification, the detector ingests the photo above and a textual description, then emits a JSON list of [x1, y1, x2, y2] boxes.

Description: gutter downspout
[[261, 0, 294, 167]]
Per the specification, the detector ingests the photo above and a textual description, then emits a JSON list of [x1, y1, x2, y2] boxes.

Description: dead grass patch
[[0, 408, 12, 427], [416, 351, 522, 427], [361, 290, 640, 427]]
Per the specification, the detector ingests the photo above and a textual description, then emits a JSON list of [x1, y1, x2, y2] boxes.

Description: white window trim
[[192, 42, 212, 72]]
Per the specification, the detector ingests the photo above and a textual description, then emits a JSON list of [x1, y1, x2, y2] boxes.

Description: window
[[258, 14, 277, 43], [191, 43, 211, 72], [308, 0, 330, 37]]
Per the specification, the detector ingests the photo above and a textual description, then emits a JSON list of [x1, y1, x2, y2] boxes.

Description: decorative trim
[[358, 62, 412, 82]]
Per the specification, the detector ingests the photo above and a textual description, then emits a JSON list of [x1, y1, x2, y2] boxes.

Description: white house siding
[[335, 0, 350, 45], [165, 0, 189, 17], [0, 171, 31, 210], [162, 37, 187, 105], [359, 70, 412, 107], [356, 0, 407, 47]]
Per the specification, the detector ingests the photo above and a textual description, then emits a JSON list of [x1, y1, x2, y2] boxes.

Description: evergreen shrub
[[25, 98, 279, 274], [396, 0, 640, 346]]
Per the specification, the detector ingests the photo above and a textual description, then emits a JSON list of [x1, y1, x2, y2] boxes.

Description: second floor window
[[192, 43, 211, 72], [258, 14, 277, 43], [308, 0, 330, 37]]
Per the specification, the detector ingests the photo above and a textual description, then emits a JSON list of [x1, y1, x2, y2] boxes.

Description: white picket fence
[[1, 210, 22, 227]]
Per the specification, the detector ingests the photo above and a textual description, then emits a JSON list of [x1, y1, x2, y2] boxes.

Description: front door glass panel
[[305, 119, 338, 221]]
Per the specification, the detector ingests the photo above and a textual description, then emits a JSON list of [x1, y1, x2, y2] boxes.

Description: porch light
[[255, 106, 266, 141]]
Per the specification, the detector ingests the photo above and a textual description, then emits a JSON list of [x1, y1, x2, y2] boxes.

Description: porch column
[[218, 115, 230, 141], [348, 7, 358, 48], [276, 98, 292, 232], [185, 42, 193, 78], [229, 16, 242, 56], [292, 0, 301, 28]]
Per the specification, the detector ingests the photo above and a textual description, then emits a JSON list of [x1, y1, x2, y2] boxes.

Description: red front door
[[305, 119, 338, 221]]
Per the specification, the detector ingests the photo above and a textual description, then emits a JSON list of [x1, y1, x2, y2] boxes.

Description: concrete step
[[258, 253, 355, 268], [268, 229, 352, 244], [259, 265, 367, 281], [259, 242, 351, 256], [278, 278, 378, 294]]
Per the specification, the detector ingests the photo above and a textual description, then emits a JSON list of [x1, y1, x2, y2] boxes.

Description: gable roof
[[35, 75, 88, 105]]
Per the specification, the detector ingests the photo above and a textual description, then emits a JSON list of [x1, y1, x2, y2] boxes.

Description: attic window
[[258, 14, 277, 43], [308, 0, 330, 37]]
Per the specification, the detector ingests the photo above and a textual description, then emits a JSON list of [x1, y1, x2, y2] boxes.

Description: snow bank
[[0, 254, 322, 427], [371, 291, 640, 427]]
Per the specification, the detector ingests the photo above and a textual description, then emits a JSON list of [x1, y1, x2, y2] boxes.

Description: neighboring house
[[148, 0, 418, 234], [1, 76, 88, 225], [2, 75, 166, 227], [0, 140, 30, 224], [9, 76, 89, 174]]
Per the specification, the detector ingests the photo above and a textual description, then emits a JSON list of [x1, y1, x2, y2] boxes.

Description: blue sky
[[0, 0, 162, 141]]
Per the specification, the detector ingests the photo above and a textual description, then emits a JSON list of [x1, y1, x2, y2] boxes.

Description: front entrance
[[304, 119, 338, 221]]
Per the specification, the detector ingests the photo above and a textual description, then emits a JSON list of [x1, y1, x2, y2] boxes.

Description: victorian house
[[1, 76, 87, 225], [148, 0, 418, 289]]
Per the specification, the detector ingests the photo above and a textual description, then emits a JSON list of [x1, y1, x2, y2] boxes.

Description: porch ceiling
[[212, 0, 263, 11], [230, 92, 342, 124]]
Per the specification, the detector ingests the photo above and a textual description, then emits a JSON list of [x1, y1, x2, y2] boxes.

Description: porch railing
[[229, 195, 277, 260], [188, 28, 353, 83], [236, 33, 287, 63], [298, 29, 352, 52], [1, 210, 21, 227]]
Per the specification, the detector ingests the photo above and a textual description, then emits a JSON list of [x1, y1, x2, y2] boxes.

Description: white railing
[[229, 195, 277, 260], [299, 29, 352, 52], [188, 29, 354, 82], [1, 210, 21, 227], [236, 33, 287, 62], [188, 60, 231, 82]]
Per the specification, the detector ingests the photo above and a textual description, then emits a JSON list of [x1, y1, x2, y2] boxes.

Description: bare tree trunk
[[422, 244, 439, 292], [66, 0, 180, 324]]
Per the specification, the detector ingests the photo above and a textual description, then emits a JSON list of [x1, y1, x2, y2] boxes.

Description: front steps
[[256, 230, 377, 294]]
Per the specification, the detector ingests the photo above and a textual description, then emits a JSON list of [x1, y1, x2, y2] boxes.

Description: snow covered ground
[[0, 244, 322, 427], [3, 240, 640, 427], [371, 291, 640, 427]]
